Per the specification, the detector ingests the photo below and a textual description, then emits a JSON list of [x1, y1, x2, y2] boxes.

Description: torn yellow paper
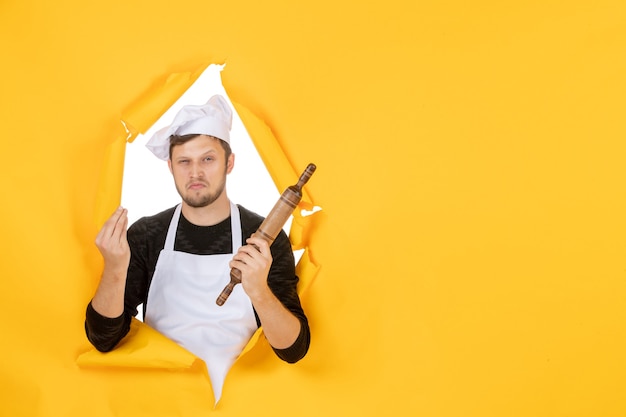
[[123, 67, 209, 142], [93, 132, 127, 228], [232, 101, 314, 204], [5, 2, 624, 416], [76, 318, 200, 369], [78, 63, 320, 402]]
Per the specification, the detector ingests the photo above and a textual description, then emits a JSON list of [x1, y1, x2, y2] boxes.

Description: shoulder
[[236, 204, 264, 233], [128, 206, 177, 239]]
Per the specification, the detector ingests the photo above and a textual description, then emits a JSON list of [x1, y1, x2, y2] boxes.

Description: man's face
[[168, 135, 233, 208]]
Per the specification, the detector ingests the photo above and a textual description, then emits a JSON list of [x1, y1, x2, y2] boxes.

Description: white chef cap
[[145, 94, 233, 160]]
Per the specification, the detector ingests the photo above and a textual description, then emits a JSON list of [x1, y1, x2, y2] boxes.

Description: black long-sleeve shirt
[[85, 204, 310, 363]]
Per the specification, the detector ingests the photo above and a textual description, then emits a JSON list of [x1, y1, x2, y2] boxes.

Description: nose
[[190, 161, 204, 178]]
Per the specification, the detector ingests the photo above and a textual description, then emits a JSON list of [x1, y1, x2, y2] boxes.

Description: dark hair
[[168, 134, 232, 162]]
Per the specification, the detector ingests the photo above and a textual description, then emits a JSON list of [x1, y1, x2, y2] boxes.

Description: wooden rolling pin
[[216, 163, 317, 306]]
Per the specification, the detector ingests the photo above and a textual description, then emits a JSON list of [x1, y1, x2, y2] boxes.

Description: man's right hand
[[95, 207, 130, 281]]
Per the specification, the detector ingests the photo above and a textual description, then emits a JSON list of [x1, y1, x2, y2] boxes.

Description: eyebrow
[[174, 149, 218, 160]]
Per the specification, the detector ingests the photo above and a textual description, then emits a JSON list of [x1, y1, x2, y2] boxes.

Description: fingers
[[97, 207, 124, 235], [96, 207, 129, 248], [234, 239, 271, 263], [113, 208, 129, 244], [95, 207, 131, 274], [245, 236, 271, 257], [232, 238, 274, 301], [230, 238, 272, 271]]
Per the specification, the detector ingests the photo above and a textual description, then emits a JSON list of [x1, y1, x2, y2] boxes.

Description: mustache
[[186, 179, 209, 188]]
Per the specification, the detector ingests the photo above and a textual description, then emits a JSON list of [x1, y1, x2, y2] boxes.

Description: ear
[[226, 153, 235, 174], [167, 159, 173, 174]]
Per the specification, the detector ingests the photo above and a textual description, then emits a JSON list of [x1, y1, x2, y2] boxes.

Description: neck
[[180, 194, 231, 226]]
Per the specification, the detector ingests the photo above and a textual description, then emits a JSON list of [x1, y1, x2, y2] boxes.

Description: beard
[[177, 175, 227, 208]]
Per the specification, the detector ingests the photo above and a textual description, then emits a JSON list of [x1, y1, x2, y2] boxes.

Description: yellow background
[[1, 1, 625, 416]]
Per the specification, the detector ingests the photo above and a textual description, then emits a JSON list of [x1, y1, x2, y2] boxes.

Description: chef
[[85, 95, 310, 402]]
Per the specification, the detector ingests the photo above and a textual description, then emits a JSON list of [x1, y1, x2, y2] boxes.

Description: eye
[[178, 159, 190, 164], [204, 156, 214, 162]]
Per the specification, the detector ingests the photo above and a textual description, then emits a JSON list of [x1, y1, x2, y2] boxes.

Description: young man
[[85, 95, 310, 401]]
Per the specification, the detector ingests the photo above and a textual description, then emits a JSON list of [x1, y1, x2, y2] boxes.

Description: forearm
[[85, 301, 130, 352], [85, 264, 144, 352], [91, 267, 127, 318], [86, 262, 130, 352], [234, 227, 310, 361], [251, 288, 302, 350]]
